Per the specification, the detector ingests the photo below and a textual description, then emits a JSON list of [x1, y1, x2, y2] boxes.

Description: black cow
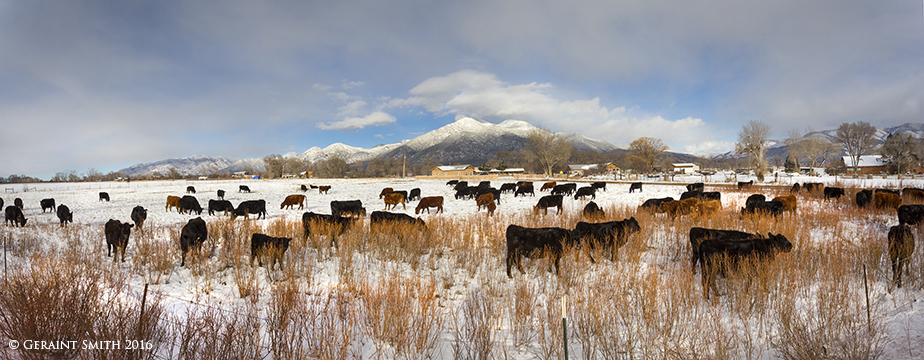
[[130, 206, 147, 230], [331, 200, 366, 218], [14, 198, 23, 209], [180, 217, 208, 267], [686, 183, 705, 192], [745, 194, 766, 208], [179, 195, 203, 215], [40, 198, 56, 213], [680, 191, 721, 203], [591, 182, 607, 192], [737, 180, 754, 190], [5, 206, 27, 227], [823, 186, 845, 200], [477, 181, 491, 189], [104, 219, 133, 262], [574, 186, 596, 200], [250, 233, 291, 270], [741, 200, 784, 217], [208, 200, 234, 216], [514, 184, 535, 197], [0, 198, 3, 211], [447, 180, 459, 187], [56, 205, 73, 226], [582, 201, 605, 218], [454, 181, 469, 192], [790, 183, 802, 193], [534, 195, 564, 215], [232, 200, 267, 219], [551, 184, 577, 196], [699, 233, 793, 299], [99, 192, 110, 201], [898, 204, 924, 225], [688, 227, 758, 271], [217, 189, 226, 200], [302, 212, 356, 245], [300, 185, 308, 192], [408, 188, 421, 201], [455, 187, 476, 200], [803, 182, 823, 192], [476, 187, 502, 204], [239, 185, 251, 193], [572, 218, 640, 262], [187, 186, 196, 194], [639, 197, 674, 211], [370, 211, 427, 230], [500, 183, 518, 194], [629, 182, 642, 193], [856, 189, 873, 208], [888, 224, 915, 289], [505, 225, 576, 277]]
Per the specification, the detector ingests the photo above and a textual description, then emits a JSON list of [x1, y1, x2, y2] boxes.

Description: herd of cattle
[[2, 179, 921, 298]]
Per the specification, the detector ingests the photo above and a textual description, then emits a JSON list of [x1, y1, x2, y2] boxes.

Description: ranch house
[[672, 163, 700, 174], [431, 165, 476, 177], [841, 155, 892, 175]]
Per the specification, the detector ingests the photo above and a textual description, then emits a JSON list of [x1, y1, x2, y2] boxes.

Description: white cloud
[[317, 111, 396, 131], [341, 81, 365, 89]]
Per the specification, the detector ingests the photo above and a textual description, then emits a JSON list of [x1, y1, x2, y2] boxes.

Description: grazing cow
[[574, 186, 596, 200], [415, 196, 444, 214], [99, 192, 110, 201], [638, 197, 674, 212], [534, 195, 564, 215], [239, 185, 251, 193], [217, 189, 225, 200], [680, 191, 722, 203], [856, 189, 873, 208], [104, 219, 133, 262], [0, 198, 3, 211], [310, 185, 319, 189], [699, 233, 793, 299], [302, 212, 356, 245], [902, 187, 924, 201], [187, 186, 196, 194], [563, 183, 578, 195], [629, 182, 643, 193], [500, 183, 518, 194], [551, 184, 570, 196], [57, 205, 73, 226], [540, 181, 557, 192], [208, 200, 234, 216], [505, 225, 576, 277], [166, 196, 181, 212], [898, 204, 924, 225], [280, 194, 306, 210], [874, 192, 901, 210], [737, 180, 754, 190], [301, 185, 309, 192], [384, 192, 406, 210], [379, 187, 394, 199], [319, 185, 331, 194], [447, 180, 460, 187], [514, 184, 535, 197], [772, 195, 798, 212], [250, 233, 291, 270], [476, 193, 494, 211], [823, 187, 845, 200], [591, 182, 607, 192], [5, 206, 27, 227], [660, 198, 700, 218], [454, 181, 469, 192], [688, 227, 759, 271], [803, 182, 824, 192], [686, 183, 705, 192], [477, 181, 491, 189], [178, 195, 203, 215], [331, 200, 366, 218], [572, 218, 641, 262], [790, 183, 802, 193], [232, 200, 267, 220], [408, 188, 421, 201], [475, 188, 501, 205], [741, 200, 784, 217], [370, 211, 426, 230], [130, 206, 147, 230], [888, 224, 915, 288], [179, 217, 208, 266], [14, 198, 23, 209], [696, 200, 722, 218], [745, 194, 766, 208], [583, 201, 605, 219], [517, 181, 533, 188], [40, 198, 56, 213]]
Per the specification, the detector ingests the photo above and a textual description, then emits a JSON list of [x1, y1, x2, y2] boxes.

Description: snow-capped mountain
[[119, 155, 265, 177], [719, 122, 924, 160]]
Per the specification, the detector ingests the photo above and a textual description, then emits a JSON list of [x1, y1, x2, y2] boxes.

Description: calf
[[208, 200, 234, 216], [280, 194, 306, 210], [737, 180, 754, 190], [239, 185, 251, 193], [583, 201, 605, 219], [187, 186, 196, 194], [629, 182, 642, 193], [898, 204, 924, 225], [104, 219, 133, 262], [408, 188, 421, 201], [638, 197, 674, 212], [741, 200, 784, 217], [166, 195, 181, 212], [233, 200, 267, 219], [534, 195, 564, 215], [688, 227, 758, 272], [331, 200, 366, 217], [574, 186, 596, 200], [687, 183, 705, 192], [591, 182, 607, 192], [302, 212, 356, 246], [4, 206, 27, 227], [384, 192, 406, 210], [99, 192, 110, 201], [540, 181, 557, 192], [572, 218, 640, 262], [379, 187, 394, 199], [130, 206, 147, 230], [370, 211, 426, 230], [319, 185, 331, 194], [856, 189, 873, 208], [514, 184, 535, 197], [57, 205, 73, 226], [772, 195, 798, 212], [217, 189, 225, 200], [179, 195, 203, 215], [250, 233, 291, 270], [823, 186, 845, 200], [500, 183, 518, 194], [888, 224, 915, 288], [874, 192, 901, 210], [476, 193, 494, 211], [699, 233, 793, 299], [505, 225, 576, 277], [180, 217, 208, 266], [415, 196, 444, 214], [40, 198, 56, 213]]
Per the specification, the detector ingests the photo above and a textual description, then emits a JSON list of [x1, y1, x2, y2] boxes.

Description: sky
[[1, 1, 923, 179]]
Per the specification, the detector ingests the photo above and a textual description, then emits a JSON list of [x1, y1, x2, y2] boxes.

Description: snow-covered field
[[2, 175, 924, 359]]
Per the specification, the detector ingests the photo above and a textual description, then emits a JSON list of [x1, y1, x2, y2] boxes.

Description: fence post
[[562, 296, 569, 360]]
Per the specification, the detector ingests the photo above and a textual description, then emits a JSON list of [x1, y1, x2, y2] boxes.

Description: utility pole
[[402, 153, 407, 178]]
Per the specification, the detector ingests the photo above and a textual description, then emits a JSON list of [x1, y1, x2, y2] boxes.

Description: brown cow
[[772, 194, 798, 212], [695, 200, 722, 218], [384, 192, 406, 210], [319, 185, 331, 194], [280, 194, 306, 210], [415, 196, 444, 214], [379, 187, 394, 199], [476, 193, 494, 211], [875, 192, 901, 210], [166, 195, 181, 212], [540, 181, 557, 192], [660, 198, 700, 218]]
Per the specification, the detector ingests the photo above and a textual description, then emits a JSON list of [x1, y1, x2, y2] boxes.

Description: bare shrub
[[452, 288, 500, 360], [175, 302, 263, 360]]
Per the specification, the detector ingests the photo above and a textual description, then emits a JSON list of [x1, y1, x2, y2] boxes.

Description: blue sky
[[2, 1, 923, 179]]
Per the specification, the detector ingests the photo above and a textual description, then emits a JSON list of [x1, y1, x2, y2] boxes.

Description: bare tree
[[788, 128, 841, 170], [627, 137, 668, 174], [832, 121, 878, 176], [315, 155, 352, 178], [880, 133, 917, 175], [524, 128, 573, 176], [736, 120, 771, 181]]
